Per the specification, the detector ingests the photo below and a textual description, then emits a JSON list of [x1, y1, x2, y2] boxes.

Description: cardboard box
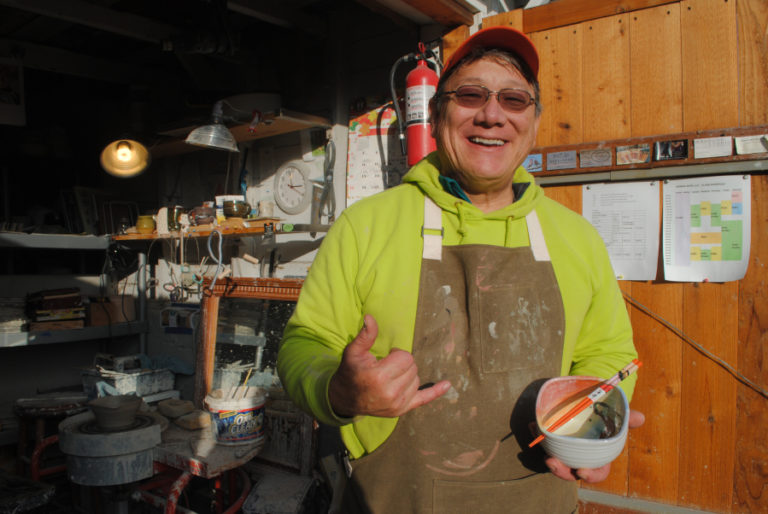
[[88, 296, 135, 326]]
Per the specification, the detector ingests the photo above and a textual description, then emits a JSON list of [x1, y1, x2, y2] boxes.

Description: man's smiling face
[[433, 57, 540, 196]]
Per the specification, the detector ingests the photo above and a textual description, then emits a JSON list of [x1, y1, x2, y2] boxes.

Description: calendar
[[346, 104, 408, 206]]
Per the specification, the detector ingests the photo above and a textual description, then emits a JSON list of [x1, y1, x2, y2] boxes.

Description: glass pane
[[212, 298, 296, 393]]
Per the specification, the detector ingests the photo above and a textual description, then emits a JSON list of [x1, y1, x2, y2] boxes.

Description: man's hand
[[545, 410, 646, 483], [328, 314, 451, 418]]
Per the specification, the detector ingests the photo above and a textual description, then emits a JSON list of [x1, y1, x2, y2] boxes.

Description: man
[[278, 26, 642, 513]]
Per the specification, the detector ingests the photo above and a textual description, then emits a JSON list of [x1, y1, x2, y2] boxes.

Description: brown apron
[[344, 197, 578, 514]]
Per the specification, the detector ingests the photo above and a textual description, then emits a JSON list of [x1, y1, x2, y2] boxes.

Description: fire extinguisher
[[390, 42, 440, 167]]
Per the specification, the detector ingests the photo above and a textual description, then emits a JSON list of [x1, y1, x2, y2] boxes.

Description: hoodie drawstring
[[505, 217, 514, 247], [456, 202, 468, 242]]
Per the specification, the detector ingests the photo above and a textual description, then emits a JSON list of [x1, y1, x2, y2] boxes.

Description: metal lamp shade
[[185, 122, 239, 152]]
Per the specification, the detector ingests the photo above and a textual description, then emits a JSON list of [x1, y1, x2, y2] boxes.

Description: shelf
[[203, 277, 303, 301], [112, 218, 280, 241], [530, 125, 768, 178], [0, 232, 111, 250], [150, 108, 332, 158], [0, 321, 149, 348], [112, 219, 331, 242]]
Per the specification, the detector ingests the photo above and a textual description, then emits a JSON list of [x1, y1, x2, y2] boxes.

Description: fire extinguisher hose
[[389, 53, 416, 157]]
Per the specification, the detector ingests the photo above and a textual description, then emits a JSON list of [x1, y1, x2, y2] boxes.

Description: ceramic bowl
[[223, 200, 251, 218], [535, 375, 629, 469]]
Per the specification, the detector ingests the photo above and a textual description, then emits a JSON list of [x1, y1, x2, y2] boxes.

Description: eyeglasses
[[442, 85, 535, 113]]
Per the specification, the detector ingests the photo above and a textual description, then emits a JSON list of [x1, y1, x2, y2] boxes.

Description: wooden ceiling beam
[[0, 0, 178, 44]]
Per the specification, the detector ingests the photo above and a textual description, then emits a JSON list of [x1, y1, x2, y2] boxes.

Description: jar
[[167, 205, 184, 231], [136, 215, 156, 234]]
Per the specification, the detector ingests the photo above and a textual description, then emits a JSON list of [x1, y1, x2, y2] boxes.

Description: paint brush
[[237, 367, 254, 400], [528, 359, 642, 448]]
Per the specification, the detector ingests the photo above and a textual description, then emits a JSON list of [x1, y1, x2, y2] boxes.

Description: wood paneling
[[678, 281, 738, 511], [481, 10, 523, 30], [440, 24, 470, 65], [452, 2, 768, 510], [581, 14, 631, 141], [541, 184, 581, 212], [523, 0, 679, 33], [737, 0, 768, 126], [625, 282, 683, 503], [681, 0, 739, 131], [531, 25, 583, 147], [733, 174, 768, 512], [629, 4, 683, 137]]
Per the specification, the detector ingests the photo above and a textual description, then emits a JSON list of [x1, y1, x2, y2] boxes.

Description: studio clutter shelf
[[0, 232, 147, 349], [0, 321, 148, 348]]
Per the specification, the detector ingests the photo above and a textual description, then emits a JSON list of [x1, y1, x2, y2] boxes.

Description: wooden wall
[[445, 0, 768, 512]]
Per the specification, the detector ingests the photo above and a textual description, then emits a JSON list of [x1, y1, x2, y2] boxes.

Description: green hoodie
[[277, 153, 638, 459]]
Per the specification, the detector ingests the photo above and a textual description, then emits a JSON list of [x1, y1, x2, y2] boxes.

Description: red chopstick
[[528, 359, 642, 448]]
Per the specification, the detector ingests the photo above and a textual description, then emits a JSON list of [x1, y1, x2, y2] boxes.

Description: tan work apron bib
[[344, 197, 578, 514]]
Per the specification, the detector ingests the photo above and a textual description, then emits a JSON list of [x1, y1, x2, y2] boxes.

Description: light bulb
[[100, 138, 150, 177], [116, 140, 133, 162]]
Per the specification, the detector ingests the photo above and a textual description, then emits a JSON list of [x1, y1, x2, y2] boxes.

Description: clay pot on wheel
[[88, 395, 142, 431]]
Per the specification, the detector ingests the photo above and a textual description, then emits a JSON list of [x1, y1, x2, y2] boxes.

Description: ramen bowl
[[535, 375, 629, 469], [223, 200, 251, 218]]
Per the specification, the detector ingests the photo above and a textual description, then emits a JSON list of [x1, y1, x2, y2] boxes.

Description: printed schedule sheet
[[662, 175, 751, 282]]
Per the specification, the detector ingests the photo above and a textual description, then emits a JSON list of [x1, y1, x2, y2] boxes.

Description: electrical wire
[[389, 52, 417, 157], [205, 229, 224, 296], [622, 291, 768, 400]]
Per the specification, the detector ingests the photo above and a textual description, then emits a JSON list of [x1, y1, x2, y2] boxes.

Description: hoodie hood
[[402, 151, 544, 220]]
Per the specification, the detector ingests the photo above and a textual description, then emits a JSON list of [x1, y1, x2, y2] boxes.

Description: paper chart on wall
[[662, 175, 751, 282], [346, 105, 407, 206], [582, 181, 660, 281]]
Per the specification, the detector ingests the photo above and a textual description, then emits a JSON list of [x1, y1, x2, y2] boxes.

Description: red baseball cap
[[442, 26, 539, 79]]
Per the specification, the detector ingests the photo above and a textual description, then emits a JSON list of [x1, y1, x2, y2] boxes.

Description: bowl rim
[[536, 375, 630, 444]]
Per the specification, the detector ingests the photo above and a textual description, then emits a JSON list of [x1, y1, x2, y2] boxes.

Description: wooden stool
[[14, 393, 88, 478]]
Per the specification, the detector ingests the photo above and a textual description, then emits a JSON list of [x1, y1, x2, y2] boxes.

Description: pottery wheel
[[58, 411, 162, 486]]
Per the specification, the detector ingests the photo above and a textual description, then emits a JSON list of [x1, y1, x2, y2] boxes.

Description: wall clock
[[273, 160, 313, 215]]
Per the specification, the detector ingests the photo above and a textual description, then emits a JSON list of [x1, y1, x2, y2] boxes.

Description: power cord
[[622, 291, 768, 400], [204, 229, 225, 296]]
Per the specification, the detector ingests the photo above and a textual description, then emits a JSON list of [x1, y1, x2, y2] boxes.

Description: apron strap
[[525, 210, 551, 262], [423, 197, 551, 262], [422, 197, 443, 261]]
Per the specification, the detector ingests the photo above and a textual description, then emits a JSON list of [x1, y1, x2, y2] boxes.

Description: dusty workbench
[[154, 422, 264, 478]]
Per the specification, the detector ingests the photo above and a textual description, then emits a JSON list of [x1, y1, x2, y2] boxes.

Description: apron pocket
[[433, 474, 577, 514], [477, 283, 553, 373]]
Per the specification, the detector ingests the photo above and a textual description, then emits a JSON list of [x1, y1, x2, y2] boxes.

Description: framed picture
[[654, 139, 688, 161]]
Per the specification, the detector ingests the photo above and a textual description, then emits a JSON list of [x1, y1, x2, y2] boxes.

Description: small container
[[167, 205, 184, 231], [204, 387, 266, 445], [188, 203, 216, 226], [223, 200, 251, 218], [136, 215, 155, 234]]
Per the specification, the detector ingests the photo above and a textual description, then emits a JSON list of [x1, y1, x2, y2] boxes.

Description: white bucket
[[204, 387, 266, 445]]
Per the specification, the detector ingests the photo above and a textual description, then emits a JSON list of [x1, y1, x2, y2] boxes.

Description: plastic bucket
[[204, 388, 266, 445]]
